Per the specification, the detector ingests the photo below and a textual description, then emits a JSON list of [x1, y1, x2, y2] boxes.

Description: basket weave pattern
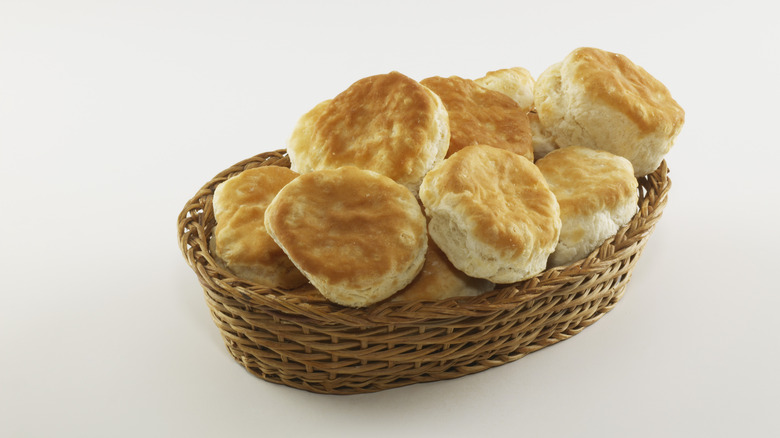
[[177, 150, 671, 394]]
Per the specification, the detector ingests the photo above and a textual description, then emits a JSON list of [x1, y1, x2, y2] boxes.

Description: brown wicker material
[[177, 150, 671, 394]]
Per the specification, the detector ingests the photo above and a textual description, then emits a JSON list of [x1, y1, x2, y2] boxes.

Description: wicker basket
[[177, 150, 671, 394]]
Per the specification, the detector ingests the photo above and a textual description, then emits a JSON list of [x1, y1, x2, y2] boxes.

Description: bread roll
[[419, 145, 560, 283], [420, 75, 533, 160], [474, 67, 536, 112], [392, 237, 494, 302], [534, 47, 684, 176], [211, 166, 307, 289], [264, 166, 428, 307], [536, 146, 639, 266], [287, 71, 449, 195]]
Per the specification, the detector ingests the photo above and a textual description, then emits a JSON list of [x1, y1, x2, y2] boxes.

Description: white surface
[[2, 1, 778, 437]]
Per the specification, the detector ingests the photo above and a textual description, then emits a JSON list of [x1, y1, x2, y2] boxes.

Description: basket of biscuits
[[177, 47, 682, 394]]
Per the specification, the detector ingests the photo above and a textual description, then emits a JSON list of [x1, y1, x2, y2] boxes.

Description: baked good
[[211, 166, 307, 289], [528, 111, 559, 161], [474, 67, 535, 112], [420, 75, 533, 160], [536, 146, 639, 266], [287, 71, 449, 195], [264, 166, 428, 307], [391, 237, 494, 302], [533, 47, 685, 176], [419, 145, 561, 283]]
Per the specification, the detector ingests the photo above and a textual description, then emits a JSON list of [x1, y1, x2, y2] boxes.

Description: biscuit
[[536, 146, 639, 266], [211, 166, 308, 289], [528, 110, 559, 161], [474, 67, 535, 112], [287, 71, 449, 195], [264, 166, 428, 307], [420, 76, 533, 160], [391, 237, 494, 302], [534, 47, 685, 176], [419, 145, 561, 283]]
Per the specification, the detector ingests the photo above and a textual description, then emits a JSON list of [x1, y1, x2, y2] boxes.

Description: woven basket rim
[[177, 149, 671, 326]]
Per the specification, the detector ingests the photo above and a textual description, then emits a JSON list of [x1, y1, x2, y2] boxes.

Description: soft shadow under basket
[[177, 149, 671, 395]]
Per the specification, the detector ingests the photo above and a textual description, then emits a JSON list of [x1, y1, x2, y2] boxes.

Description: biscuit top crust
[[421, 145, 559, 258], [391, 238, 491, 301], [393, 241, 456, 301], [420, 76, 533, 160], [535, 146, 638, 219], [298, 71, 444, 184], [212, 166, 299, 266], [564, 47, 685, 134], [474, 67, 535, 112], [265, 166, 427, 289]]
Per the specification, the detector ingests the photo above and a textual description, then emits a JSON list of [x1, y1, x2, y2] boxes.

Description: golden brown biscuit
[[391, 237, 494, 302], [264, 166, 428, 307], [419, 145, 561, 283], [287, 71, 449, 195], [211, 166, 307, 289], [474, 67, 536, 112], [420, 76, 533, 160], [536, 146, 639, 266], [534, 47, 685, 176]]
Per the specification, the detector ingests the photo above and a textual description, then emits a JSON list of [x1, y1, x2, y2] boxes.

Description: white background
[[2, 1, 779, 437]]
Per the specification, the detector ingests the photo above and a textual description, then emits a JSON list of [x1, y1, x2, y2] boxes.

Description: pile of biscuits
[[210, 47, 685, 308]]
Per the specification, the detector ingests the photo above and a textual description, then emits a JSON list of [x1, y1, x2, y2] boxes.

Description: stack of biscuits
[[210, 47, 685, 308]]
